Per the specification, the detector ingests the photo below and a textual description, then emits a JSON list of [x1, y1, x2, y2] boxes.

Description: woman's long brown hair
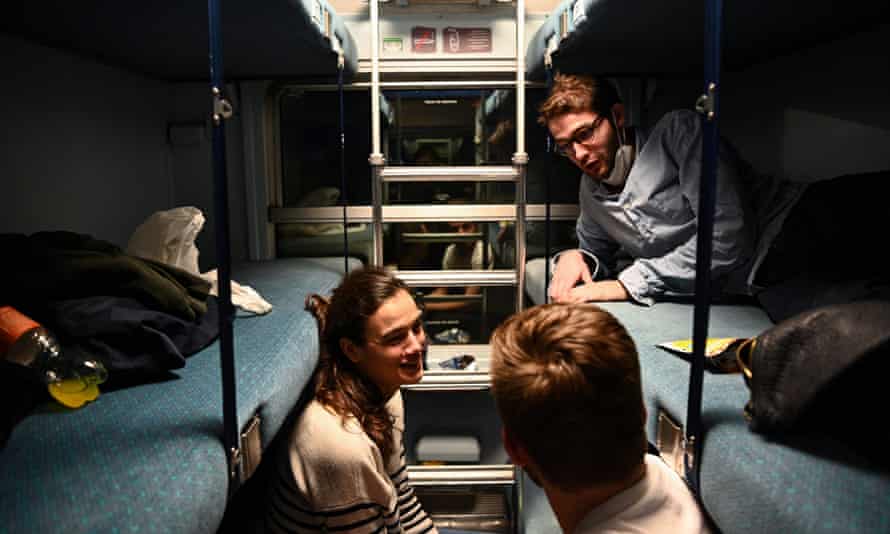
[[304, 266, 413, 460]]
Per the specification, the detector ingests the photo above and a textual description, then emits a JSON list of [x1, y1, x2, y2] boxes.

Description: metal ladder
[[366, 0, 529, 531]]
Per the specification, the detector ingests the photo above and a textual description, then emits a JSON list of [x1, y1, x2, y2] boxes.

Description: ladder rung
[[403, 370, 490, 391], [383, 204, 515, 222], [381, 166, 518, 183], [525, 203, 580, 221], [407, 465, 516, 487], [402, 232, 482, 243], [269, 206, 373, 223], [395, 269, 516, 287], [267, 204, 578, 224], [423, 294, 484, 302]]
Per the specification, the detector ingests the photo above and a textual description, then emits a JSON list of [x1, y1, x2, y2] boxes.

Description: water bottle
[[0, 306, 107, 407]]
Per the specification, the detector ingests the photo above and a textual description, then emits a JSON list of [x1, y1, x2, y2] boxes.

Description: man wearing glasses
[[539, 74, 800, 308]]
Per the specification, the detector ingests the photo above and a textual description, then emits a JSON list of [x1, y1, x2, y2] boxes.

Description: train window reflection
[[384, 220, 509, 270], [384, 89, 515, 166], [279, 89, 372, 206], [414, 285, 516, 346]]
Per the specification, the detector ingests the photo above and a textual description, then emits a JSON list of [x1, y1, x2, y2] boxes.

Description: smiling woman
[[342, 287, 427, 398], [265, 266, 437, 534]]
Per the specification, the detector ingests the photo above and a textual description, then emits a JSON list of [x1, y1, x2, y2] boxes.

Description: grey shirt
[[576, 109, 803, 305]]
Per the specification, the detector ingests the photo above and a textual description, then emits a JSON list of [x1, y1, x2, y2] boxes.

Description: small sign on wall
[[411, 27, 437, 53], [383, 37, 404, 54], [443, 27, 492, 53]]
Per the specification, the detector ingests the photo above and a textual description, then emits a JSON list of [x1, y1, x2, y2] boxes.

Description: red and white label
[[411, 27, 437, 53]]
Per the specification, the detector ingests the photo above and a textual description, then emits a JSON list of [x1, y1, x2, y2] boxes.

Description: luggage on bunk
[[736, 299, 890, 462]]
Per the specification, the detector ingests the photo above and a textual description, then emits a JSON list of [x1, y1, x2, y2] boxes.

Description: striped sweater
[[267, 391, 436, 534]]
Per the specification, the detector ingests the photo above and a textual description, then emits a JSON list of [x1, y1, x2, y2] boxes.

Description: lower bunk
[[0, 256, 357, 533], [524, 258, 890, 533]]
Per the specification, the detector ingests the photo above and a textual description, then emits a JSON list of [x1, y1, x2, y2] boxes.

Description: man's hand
[[548, 249, 593, 302], [562, 280, 630, 304]]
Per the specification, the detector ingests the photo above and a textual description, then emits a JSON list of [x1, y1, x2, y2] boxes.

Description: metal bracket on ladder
[[212, 86, 234, 125]]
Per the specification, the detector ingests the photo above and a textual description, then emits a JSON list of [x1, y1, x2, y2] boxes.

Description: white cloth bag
[[126, 206, 205, 276], [127, 206, 272, 315]]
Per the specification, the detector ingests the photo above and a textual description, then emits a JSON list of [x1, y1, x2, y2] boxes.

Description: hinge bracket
[[227, 413, 263, 489], [695, 82, 717, 121], [212, 86, 234, 125], [228, 446, 242, 483]]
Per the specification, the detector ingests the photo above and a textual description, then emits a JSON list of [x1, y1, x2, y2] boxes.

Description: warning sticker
[[442, 27, 492, 54], [412, 27, 437, 53]]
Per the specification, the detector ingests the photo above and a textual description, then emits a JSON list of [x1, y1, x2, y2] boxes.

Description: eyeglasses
[[554, 116, 606, 157]]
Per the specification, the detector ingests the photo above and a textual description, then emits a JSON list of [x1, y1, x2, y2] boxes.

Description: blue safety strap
[[207, 0, 240, 491], [543, 67, 555, 301], [685, 0, 724, 494], [338, 66, 349, 274]]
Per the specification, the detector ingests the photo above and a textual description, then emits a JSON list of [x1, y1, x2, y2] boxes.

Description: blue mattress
[[523, 260, 890, 533], [0, 257, 358, 534]]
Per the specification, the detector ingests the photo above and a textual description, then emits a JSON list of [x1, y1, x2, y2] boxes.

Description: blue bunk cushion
[[229, 257, 360, 449], [597, 301, 890, 534], [0, 257, 357, 534]]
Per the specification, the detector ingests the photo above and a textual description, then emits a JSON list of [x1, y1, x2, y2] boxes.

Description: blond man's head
[[490, 303, 646, 489]]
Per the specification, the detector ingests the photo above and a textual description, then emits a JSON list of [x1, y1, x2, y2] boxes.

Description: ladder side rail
[[514, 0, 528, 314]]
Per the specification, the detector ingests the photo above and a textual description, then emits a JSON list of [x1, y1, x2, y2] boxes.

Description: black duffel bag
[[735, 300, 890, 458]]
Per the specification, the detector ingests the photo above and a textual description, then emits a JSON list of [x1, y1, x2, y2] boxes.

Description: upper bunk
[[1, 0, 359, 81], [526, 0, 890, 79]]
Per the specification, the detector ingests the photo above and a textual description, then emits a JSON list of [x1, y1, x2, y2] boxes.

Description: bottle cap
[[0, 306, 40, 354]]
